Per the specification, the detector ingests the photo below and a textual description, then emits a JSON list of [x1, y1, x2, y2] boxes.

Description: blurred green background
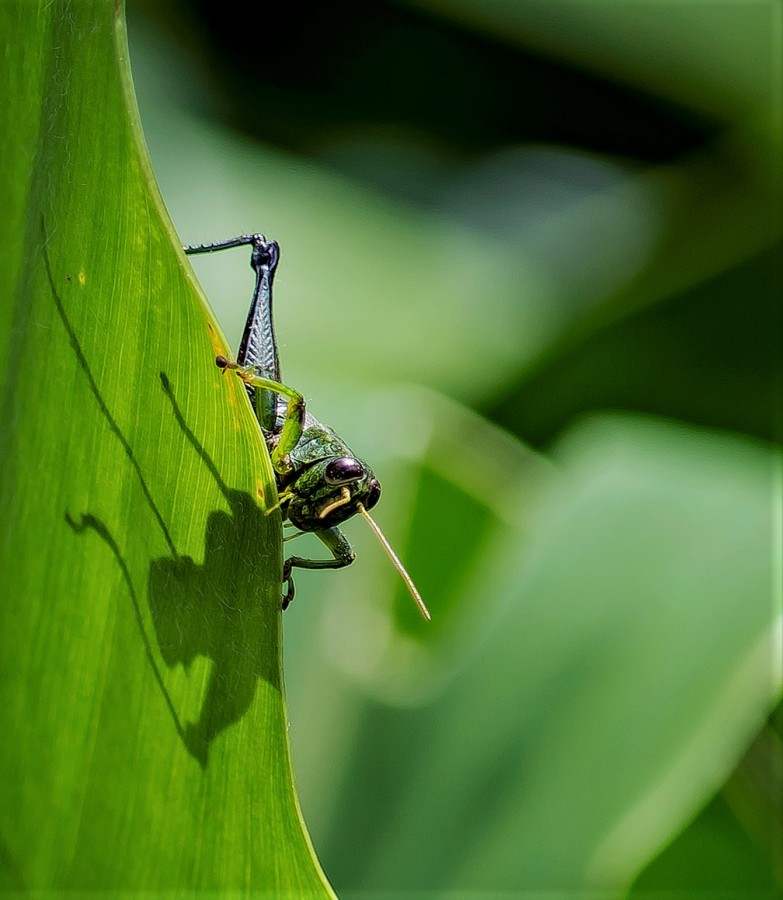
[[127, 1, 781, 896]]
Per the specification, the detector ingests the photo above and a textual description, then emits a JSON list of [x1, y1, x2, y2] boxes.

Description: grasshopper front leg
[[282, 526, 356, 609]]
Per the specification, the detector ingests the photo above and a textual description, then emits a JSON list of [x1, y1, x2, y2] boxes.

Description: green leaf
[[0, 1, 333, 895]]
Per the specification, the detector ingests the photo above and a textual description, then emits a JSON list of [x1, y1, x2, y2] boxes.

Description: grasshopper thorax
[[285, 455, 381, 531]]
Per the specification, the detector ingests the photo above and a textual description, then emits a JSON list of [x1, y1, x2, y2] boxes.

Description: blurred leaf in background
[[126, 0, 782, 896]]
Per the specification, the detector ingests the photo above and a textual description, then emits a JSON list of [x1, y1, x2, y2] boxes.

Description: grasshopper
[[185, 235, 430, 620]]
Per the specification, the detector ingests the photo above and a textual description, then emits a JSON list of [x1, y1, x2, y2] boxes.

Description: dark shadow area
[[154, 0, 716, 172], [150, 373, 279, 767], [43, 229, 280, 769]]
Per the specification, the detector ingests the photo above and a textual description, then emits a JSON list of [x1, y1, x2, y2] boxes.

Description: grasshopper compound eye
[[325, 457, 365, 484]]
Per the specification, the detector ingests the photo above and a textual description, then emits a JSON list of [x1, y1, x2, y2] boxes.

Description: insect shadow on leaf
[[150, 372, 280, 766]]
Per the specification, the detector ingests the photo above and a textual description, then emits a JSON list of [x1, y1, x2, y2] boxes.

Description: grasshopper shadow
[[45, 235, 279, 769], [149, 374, 280, 767]]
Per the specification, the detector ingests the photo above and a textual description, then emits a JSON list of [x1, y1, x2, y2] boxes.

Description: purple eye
[[325, 457, 365, 484], [364, 479, 381, 510]]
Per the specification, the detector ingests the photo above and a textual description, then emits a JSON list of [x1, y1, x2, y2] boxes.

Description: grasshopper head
[[286, 455, 380, 531]]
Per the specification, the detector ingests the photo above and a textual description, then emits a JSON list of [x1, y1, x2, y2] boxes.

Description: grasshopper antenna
[[357, 504, 431, 622]]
